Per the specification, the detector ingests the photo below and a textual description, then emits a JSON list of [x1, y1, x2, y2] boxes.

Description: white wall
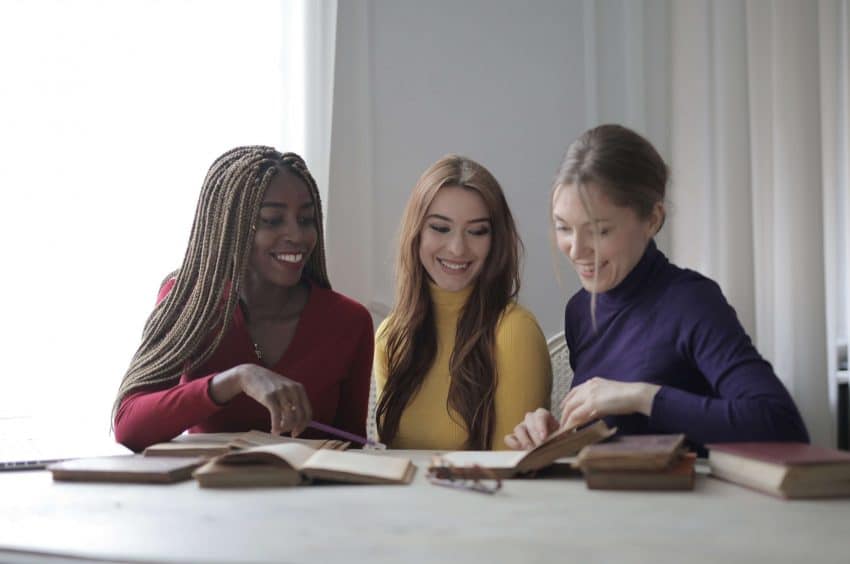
[[327, 0, 671, 336]]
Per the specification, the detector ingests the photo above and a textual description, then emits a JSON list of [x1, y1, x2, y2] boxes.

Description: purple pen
[[307, 420, 387, 450]]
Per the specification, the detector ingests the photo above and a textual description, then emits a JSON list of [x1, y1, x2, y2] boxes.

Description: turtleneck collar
[[428, 281, 473, 315], [597, 239, 665, 308]]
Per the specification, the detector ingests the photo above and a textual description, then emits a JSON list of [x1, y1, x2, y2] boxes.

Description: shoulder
[[662, 266, 728, 311], [496, 303, 547, 343], [311, 286, 373, 329]]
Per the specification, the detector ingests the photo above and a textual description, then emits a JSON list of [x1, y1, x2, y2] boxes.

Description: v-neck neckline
[[237, 281, 316, 370]]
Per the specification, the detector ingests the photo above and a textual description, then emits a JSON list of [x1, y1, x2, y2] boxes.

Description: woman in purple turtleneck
[[506, 124, 808, 452]]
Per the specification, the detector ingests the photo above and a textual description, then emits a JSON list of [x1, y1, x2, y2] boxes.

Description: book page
[[437, 450, 527, 470], [219, 443, 316, 470], [300, 450, 412, 482]]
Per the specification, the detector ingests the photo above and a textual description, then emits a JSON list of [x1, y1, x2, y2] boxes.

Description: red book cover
[[707, 442, 850, 466]]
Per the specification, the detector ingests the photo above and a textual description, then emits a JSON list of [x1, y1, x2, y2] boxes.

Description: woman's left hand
[[559, 377, 660, 430]]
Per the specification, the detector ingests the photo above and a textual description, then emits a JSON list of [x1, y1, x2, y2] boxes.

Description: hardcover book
[[707, 442, 850, 499], [429, 420, 616, 479], [49, 455, 204, 484], [576, 434, 695, 491], [143, 430, 347, 458], [193, 442, 415, 487]]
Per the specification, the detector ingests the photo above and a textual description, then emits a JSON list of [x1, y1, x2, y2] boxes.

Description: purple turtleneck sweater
[[565, 240, 809, 450]]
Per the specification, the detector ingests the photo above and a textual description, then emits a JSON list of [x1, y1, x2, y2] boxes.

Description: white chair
[[548, 331, 574, 413]]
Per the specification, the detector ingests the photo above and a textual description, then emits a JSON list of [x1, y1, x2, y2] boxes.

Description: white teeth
[[438, 259, 469, 271], [275, 253, 303, 263]]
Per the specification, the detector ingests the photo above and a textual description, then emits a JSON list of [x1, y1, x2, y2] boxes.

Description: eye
[[428, 223, 450, 234], [259, 216, 283, 227], [468, 226, 490, 236], [298, 216, 317, 227], [555, 223, 572, 233]]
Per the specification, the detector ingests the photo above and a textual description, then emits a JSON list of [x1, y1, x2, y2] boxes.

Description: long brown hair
[[113, 147, 330, 419], [552, 124, 668, 324], [376, 155, 522, 449]]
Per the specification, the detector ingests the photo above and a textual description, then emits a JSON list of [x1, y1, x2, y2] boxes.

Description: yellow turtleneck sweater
[[374, 283, 552, 450]]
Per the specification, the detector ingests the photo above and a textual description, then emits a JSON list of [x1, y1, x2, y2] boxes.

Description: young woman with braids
[[506, 124, 809, 452], [374, 155, 552, 450], [113, 147, 373, 452]]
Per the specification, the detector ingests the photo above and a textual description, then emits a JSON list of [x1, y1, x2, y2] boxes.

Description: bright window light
[[0, 0, 306, 430]]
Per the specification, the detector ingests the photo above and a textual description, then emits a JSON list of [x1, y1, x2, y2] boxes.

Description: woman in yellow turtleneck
[[374, 155, 552, 450]]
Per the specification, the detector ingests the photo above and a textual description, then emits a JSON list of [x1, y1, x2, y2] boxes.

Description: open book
[[143, 430, 348, 458], [429, 420, 616, 479], [193, 442, 416, 487]]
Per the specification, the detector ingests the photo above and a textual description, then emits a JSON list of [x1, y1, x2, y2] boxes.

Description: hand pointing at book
[[210, 364, 312, 437]]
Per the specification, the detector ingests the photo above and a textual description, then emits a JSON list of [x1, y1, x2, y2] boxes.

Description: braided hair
[[112, 147, 330, 419]]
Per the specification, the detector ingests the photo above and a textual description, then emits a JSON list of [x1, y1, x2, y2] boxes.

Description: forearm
[[113, 373, 226, 452], [650, 385, 810, 445]]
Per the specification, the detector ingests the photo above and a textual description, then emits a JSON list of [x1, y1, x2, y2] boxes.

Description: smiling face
[[248, 170, 318, 288], [553, 183, 662, 293], [418, 185, 492, 292]]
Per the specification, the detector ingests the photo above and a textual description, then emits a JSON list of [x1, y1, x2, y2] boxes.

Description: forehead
[[553, 183, 622, 222], [262, 169, 312, 204], [426, 185, 489, 219]]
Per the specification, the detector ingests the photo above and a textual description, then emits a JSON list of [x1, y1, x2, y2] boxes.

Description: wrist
[[209, 368, 245, 405], [635, 383, 661, 416]]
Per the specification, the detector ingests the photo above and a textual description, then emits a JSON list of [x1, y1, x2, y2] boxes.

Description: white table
[[0, 452, 847, 564]]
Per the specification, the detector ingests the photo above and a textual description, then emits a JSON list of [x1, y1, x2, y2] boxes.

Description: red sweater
[[114, 280, 374, 452]]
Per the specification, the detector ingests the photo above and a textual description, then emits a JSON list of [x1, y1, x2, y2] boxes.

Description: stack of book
[[575, 434, 696, 490], [707, 442, 850, 499]]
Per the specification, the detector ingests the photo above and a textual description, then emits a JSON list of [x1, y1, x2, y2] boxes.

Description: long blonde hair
[[113, 147, 329, 419], [377, 155, 522, 449]]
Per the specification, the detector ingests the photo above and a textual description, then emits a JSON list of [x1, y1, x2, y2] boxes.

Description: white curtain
[[302, 0, 338, 209], [670, 0, 849, 446]]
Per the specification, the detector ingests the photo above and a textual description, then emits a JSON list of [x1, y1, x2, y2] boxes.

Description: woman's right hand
[[210, 364, 312, 437], [504, 408, 561, 450]]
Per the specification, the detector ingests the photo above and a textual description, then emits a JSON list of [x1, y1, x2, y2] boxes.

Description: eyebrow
[[426, 213, 491, 224], [552, 214, 611, 225], [260, 202, 315, 210]]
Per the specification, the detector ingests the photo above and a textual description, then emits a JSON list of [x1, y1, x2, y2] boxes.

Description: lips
[[437, 258, 471, 274], [271, 251, 307, 269], [575, 261, 607, 279]]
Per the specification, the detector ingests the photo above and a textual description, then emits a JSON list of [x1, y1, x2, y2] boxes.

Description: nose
[[447, 231, 467, 256], [568, 231, 589, 261], [281, 214, 304, 244]]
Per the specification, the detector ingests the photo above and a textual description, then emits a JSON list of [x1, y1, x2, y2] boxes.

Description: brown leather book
[[193, 443, 415, 488], [48, 455, 204, 484], [582, 452, 696, 491], [707, 442, 850, 499], [429, 420, 617, 479], [576, 434, 687, 471]]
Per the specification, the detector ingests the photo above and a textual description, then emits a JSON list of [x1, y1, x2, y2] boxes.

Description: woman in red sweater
[[113, 147, 373, 452]]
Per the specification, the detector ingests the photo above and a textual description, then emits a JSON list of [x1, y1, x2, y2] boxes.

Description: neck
[[239, 274, 305, 320]]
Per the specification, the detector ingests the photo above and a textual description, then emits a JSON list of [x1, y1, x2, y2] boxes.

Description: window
[[0, 0, 306, 428]]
